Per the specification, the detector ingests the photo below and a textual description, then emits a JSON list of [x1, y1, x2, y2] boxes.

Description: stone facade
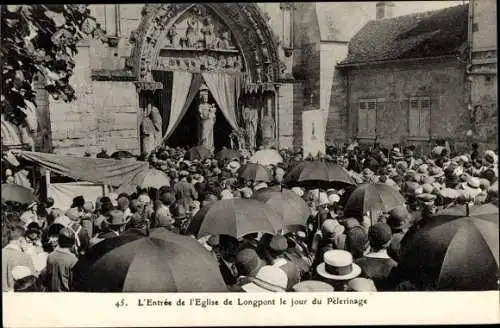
[[338, 58, 469, 149], [28, 3, 375, 155], [469, 0, 497, 147]]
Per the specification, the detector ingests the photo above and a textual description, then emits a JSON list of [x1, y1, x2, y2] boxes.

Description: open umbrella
[[184, 146, 211, 161], [252, 188, 309, 232], [394, 204, 498, 291], [71, 228, 227, 292], [249, 149, 284, 166], [344, 183, 406, 220], [186, 198, 283, 239], [215, 148, 241, 163], [283, 161, 356, 189], [237, 163, 272, 182], [116, 168, 170, 193], [1, 184, 37, 204]]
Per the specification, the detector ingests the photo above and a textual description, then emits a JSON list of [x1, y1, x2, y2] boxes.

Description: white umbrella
[[249, 149, 283, 166]]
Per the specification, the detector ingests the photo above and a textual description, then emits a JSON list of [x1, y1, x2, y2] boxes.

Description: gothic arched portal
[[129, 3, 282, 90]]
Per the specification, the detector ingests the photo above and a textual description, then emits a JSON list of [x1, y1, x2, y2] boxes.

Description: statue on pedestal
[[198, 85, 216, 151], [185, 17, 198, 48], [166, 24, 180, 48], [242, 106, 258, 152], [140, 98, 161, 156], [261, 114, 276, 148], [200, 17, 216, 49]]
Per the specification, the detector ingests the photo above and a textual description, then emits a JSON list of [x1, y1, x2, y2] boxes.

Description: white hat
[[227, 161, 241, 173], [138, 194, 151, 204], [291, 187, 304, 197], [316, 250, 361, 281], [53, 215, 72, 227], [327, 193, 340, 205], [220, 189, 234, 200], [12, 265, 32, 280], [241, 265, 288, 292]]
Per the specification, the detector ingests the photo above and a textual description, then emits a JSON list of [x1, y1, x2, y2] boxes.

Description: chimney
[[376, 2, 395, 20]]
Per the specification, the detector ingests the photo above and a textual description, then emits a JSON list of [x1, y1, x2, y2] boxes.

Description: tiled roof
[[339, 4, 468, 65]]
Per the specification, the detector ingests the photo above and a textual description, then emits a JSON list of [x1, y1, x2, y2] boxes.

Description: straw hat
[[292, 280, 334, 292], [347, 277, 377, 292], [316, 250, 361, 281], [241, 265, 288, 292], [291, 187, 304, 197], [53, 215, 72, 227], [439, 188, 461, 200]]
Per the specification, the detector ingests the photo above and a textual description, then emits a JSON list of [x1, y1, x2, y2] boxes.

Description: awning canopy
[[12, 150, 149, 187]]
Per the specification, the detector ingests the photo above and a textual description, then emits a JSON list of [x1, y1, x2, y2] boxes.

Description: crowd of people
[[2, 140, 498, 292]]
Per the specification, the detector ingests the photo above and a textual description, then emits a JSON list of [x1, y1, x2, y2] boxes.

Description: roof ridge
[[368, 3, 468, 23]]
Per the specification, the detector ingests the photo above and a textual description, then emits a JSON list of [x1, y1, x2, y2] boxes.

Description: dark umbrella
[[110, 150, 136, 160], [283, 161, 356, 190], [215, 148, 241, 163], [237, 163, 272, 182], [252, 188, 309, 232], [184, 146, 211, 161], [186, 198, 283, 239], [71, 228, 227, 292], [394, 204, 499, 291], [343, 183, 406, 221], [1, 184, 37, 204]]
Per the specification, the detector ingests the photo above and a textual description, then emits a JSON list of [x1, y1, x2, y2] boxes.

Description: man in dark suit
[[217, 235, 240, 287]]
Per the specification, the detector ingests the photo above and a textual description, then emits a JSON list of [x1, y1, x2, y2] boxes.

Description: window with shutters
[[408, 97, 430, 138], [358, 99, 377, 138]]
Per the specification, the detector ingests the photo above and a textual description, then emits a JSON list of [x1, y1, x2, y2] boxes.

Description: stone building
[[335, 4, 478, 152], [335, 2, 497, 151], [24, 2, 375, 156], [468, 0, 497, 145]]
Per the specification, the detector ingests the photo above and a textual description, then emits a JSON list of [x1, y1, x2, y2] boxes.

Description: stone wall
[[49, 41, 140, 156], [320, 42, 349, 145], [344, 59, 470, 148]]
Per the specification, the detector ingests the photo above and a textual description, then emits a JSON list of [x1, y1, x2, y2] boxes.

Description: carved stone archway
[[129, 3, 281, 92]]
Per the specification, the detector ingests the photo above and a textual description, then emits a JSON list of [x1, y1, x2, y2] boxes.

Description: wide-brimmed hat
[[138, 194, 151, 205], [368, 222, 392, 249], [439, 188, 461, 200], [65, 208, 82, 222], [421, 183, 434, 194], [416, 193, 437, 203], [226, 161, 241, 173], [391, 147, 403, 159], [291, 187, 304, 197], [420, 174, 435, 184], [53, 215, 72, 227], [241, 265, 288, 292], [292, 280, 334, 292], [347, 277, 377, 292], [236, 248, 266, 277], [316, 250, 361, 281], [269, 235, 288, 253], [417, 164, 428, 174], [387, 206, 410, 230]]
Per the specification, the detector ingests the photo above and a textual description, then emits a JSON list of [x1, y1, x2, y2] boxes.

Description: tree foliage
[[1, 5, 106, 125]]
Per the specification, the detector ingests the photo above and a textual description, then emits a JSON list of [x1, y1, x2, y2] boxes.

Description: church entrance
[[165, 91, 233, 151]]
